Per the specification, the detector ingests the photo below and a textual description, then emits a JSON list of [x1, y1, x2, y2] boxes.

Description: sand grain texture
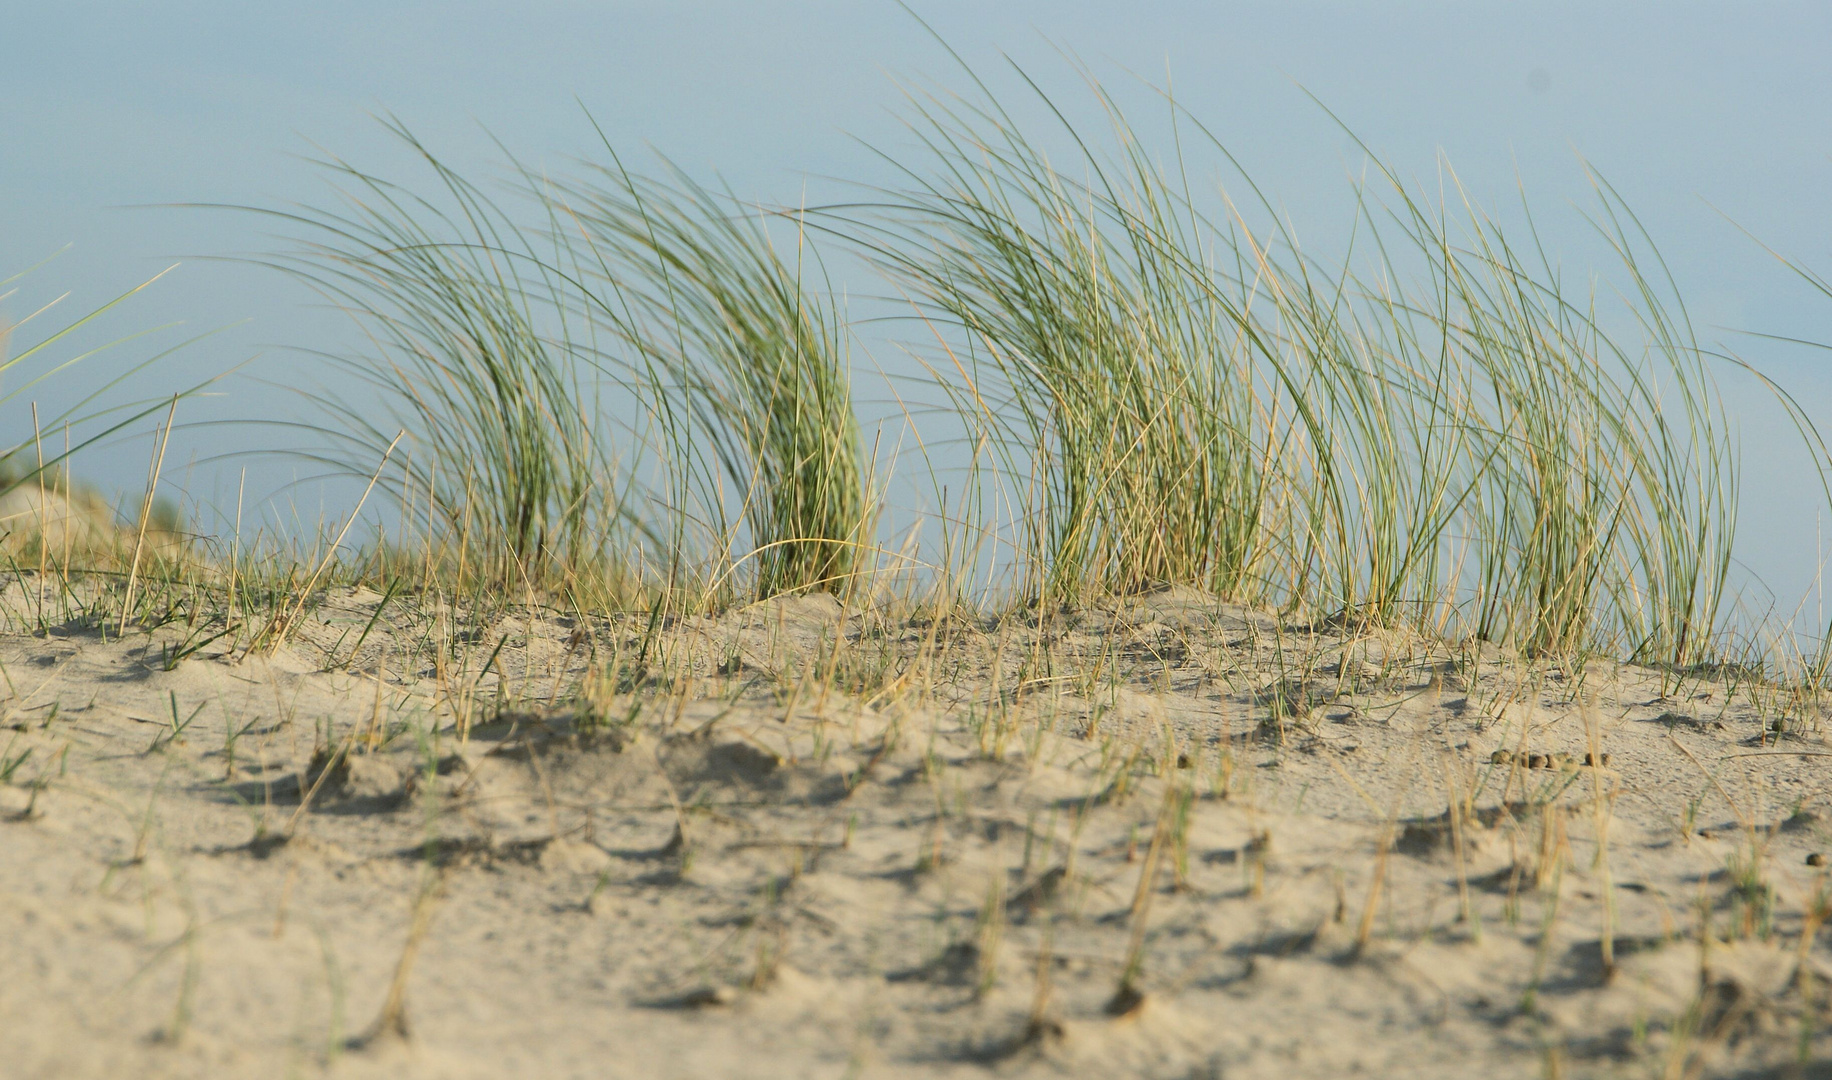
[[5, 583, 1832, 1078]]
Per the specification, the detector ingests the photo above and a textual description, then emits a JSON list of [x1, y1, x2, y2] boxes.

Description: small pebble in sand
[[1104, 982, 1147, 1018], [1809, 853, 1827, 867], [673, 985, 737, 1009]]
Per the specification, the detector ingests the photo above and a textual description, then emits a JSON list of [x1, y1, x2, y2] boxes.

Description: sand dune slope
[[4, 586, 1832, 1078]]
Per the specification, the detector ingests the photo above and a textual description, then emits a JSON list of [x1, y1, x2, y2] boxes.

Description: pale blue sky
[[5, 2, 1832, 615]]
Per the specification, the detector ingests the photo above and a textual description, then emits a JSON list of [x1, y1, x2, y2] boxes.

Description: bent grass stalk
[[119, 396, 178, 635]]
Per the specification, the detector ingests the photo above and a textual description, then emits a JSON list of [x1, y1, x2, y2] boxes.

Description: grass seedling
[[1018, 912, 1062, 1047], [1521, 859, 1567, 1016], [1354, 820, 1396, 959], [1583, 698, 1616, 977], [0, 733, 30, 784], [159, 914, 202, 1046], [147, 691, 206, 754], [973, 875, 1004, 998], [1111, 779, 1178, 1015], [356, 863, 444, 1045], [1443, 752, 1478, 938], [313, 921, 349, 1066]]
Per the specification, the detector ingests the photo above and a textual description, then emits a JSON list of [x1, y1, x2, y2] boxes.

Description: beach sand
[[4, 582, 1831, 1078]]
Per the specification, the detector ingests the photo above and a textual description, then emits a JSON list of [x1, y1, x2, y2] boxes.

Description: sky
[[4, 1, 1832, 619]]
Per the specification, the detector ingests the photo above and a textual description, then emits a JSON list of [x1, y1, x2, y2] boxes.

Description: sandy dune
[[5, 583, 1832, 1078]]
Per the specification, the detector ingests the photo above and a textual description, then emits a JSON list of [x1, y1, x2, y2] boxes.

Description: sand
[[4, 581, 1832, 1078]]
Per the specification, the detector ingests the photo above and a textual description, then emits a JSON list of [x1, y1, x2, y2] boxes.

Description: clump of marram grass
[[251, 120, 619, 591], [848, 74, 1273, 607], [540, 148, 871, 603], [1327, 156, 1739, 664], [194, 62, 1819, 673], [254, 120, 870, 608], [834, 55, 1755, 665]]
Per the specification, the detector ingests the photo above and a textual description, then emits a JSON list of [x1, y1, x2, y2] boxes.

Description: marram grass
[[827, 63, 1749, 664], [251, 121, 611, 588], [541, 150, 871, 603], [256, 122, 870, 606], [25, 62, 1822, 673]]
